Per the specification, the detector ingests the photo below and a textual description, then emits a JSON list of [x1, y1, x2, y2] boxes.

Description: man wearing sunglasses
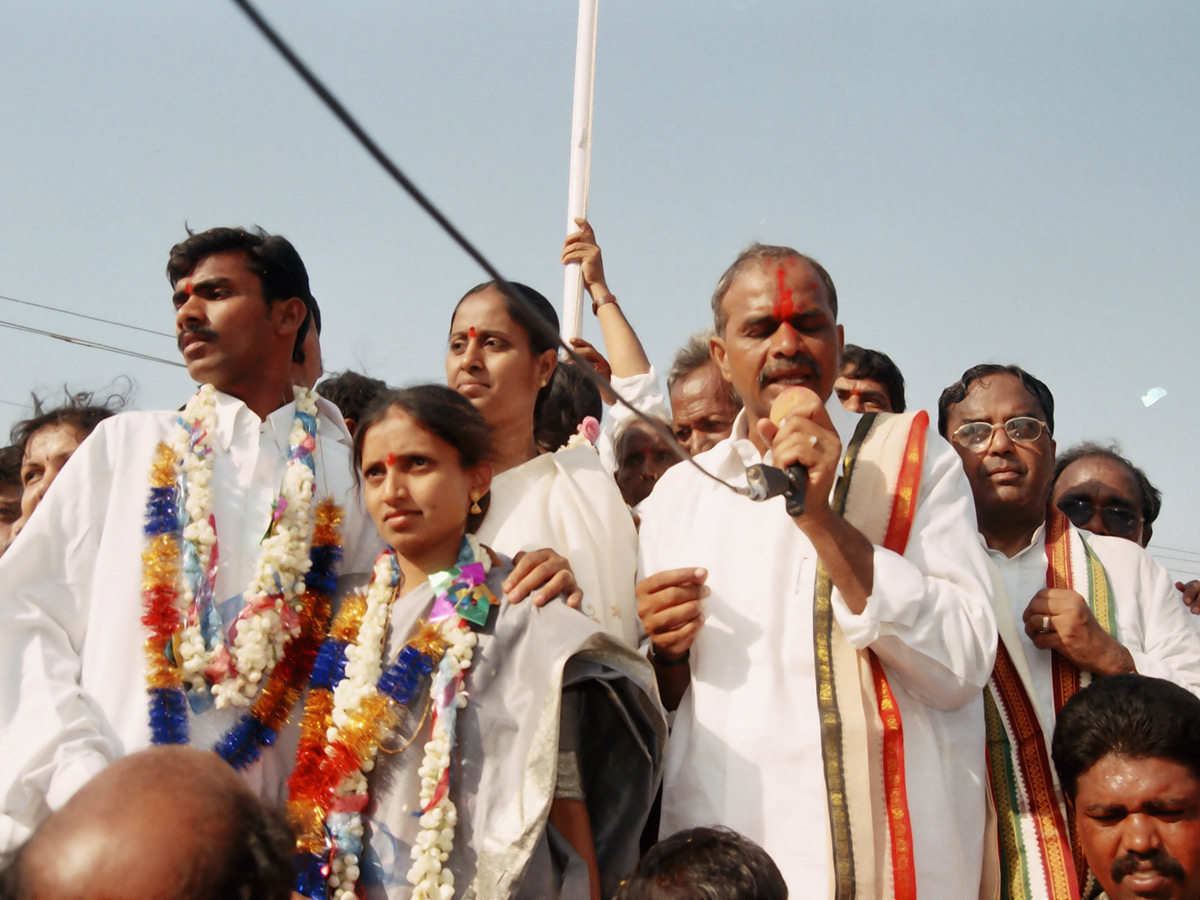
[[938, 363, 1200, 899], [1051, 444, 1200, 615], [1052, 442, 1161, 548]]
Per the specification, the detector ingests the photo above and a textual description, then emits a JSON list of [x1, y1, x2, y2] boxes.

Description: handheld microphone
[[743, 388, 809, 517]]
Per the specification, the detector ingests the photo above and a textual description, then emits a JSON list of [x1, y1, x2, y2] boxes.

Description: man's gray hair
[[667, 332, 716, 395], [709, 244, 838, 335], [667, 331, 742, 410]]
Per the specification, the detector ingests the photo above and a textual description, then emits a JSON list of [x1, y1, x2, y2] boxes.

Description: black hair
[[535, 361, 603, 452], [613, 826, 788, 900], [710, 244, 837, 335], [840, 344, 907, 413], [937, 363, 1055, 439], [1051, 441, 1162, 529], [0, 446, 21, 488], [166, 226, 320, 363], [10, 389, 125, 458], [352, 384, 493, 532], [205, 795, 295, 900], [315, 370, 390, 436], [1052, 674, 1200, 802], [452, 280, 561, 423]]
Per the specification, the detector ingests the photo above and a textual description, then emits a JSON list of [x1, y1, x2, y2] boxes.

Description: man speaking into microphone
[[636, 245, 997, 899]]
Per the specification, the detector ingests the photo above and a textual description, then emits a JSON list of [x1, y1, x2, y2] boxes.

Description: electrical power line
[[1151, 552, 1200, 566], [0, 293, 173, 339], [0, 319, 185, 369], [1153, 545, 1200, 559]]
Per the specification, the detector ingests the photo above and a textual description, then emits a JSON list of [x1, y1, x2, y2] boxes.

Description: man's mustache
[[1111, 848, 1186, 883], [177, 327, 217, 353], [759, 354, 821, 388]]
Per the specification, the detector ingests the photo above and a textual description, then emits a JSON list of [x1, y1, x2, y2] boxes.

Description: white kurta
[[986, 524, 1200, 741], [638, 401, 997, 898], [475, 445, 640, 647], [0, 391, 381, 852]]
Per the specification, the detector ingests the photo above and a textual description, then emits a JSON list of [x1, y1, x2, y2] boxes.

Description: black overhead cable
[[227, 0, 749, 499], [0, 293, 173, 338], [0, 319, 186, 369]]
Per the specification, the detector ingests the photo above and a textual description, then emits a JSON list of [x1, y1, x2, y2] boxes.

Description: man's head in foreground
[[1052, 442, 1162, 548], [613, 826, 788, 900], [667, 332, 741, 456], [0, 746, 294, 900], [938, 364, 1056, 547], [708, 244, 841, 452], [1052, 674, 1200, 900], [835, 344, 906, 414], [168, 227, 319, 408]]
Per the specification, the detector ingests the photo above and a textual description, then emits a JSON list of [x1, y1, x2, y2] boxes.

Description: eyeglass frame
[[949, 416, 1050, 450]]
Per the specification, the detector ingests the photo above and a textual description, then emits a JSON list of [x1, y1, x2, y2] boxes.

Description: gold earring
[[469, 492, 482, 516]]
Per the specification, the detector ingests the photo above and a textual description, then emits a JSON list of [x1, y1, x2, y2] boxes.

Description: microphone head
[[769, 386, 812, 425]]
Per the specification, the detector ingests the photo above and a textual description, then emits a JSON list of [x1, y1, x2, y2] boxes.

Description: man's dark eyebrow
[[173, 276, 234, 304], [1083, 802, 1125, 816]]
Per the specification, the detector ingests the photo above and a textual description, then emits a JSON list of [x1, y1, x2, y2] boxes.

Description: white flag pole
[[561, 0, 599, 342]]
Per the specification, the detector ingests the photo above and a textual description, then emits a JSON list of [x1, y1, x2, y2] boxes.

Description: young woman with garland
[[288, 385, 664, 900], [445, 282, 641, 646]]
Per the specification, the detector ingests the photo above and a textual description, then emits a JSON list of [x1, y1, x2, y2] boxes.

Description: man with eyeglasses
[[938, 363, 1200, 900]]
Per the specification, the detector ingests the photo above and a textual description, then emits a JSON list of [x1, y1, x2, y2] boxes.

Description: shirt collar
[[979, 521, 1048, 560], [210, 388, 297, 455], [717, 392, 853, 474]]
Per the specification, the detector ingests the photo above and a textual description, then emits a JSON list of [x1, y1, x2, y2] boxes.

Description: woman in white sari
[[445, 280, 639, 646]]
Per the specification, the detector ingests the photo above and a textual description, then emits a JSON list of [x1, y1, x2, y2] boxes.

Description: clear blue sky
[[2, 2, 1196, 576]]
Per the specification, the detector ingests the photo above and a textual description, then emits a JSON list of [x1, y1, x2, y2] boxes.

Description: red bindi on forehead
[[386, 452, 397, 467], [468, 326, 478, 339], [773, 267, 794, 321]]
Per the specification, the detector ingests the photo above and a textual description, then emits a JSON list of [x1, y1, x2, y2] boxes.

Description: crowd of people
[[0, 222, 1198, 900]]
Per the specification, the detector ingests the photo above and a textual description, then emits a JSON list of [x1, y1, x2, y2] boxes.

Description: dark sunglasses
[[1056, 497, 1141, 538]]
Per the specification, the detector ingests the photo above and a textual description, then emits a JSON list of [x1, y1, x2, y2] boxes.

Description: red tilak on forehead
[[386, 452, 397, 467], [179, 281, 194, 296], [468, 326, 478, 339], [774, 268, 794, 321]]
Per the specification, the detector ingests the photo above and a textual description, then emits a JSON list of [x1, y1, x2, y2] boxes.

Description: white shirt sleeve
[[1091, 535, 1200, 696], [0, 423, 121, 850], [832, 431, 999, 710]]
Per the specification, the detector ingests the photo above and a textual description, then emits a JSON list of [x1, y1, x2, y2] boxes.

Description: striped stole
[[815, 410, 929, 900], [983, 509, 1118, 900]]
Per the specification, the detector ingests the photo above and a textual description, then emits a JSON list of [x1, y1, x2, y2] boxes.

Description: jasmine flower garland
[[141, 385, 343, 764], [167, 384, 321, 709], [288, 536, 497, 900]]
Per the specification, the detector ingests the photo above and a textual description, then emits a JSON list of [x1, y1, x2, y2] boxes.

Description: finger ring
[[809, 435, 819, 447], [1041, 615, 1051, 633]]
